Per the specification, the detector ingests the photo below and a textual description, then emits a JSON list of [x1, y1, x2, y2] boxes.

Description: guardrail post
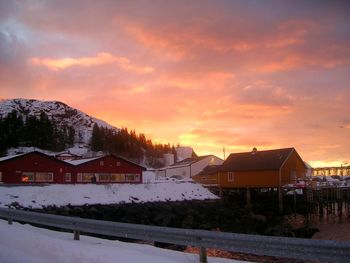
[[74, 230, 80, 240], [199, 247, 207, 263], [8, 218, 12, 225]]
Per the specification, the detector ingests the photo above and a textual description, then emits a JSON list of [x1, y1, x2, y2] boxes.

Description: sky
[[0, 0, 349, 167]]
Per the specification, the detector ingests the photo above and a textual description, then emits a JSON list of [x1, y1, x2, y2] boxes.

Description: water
[[310, 205, 350, 241], [302, 202, 350, 241]]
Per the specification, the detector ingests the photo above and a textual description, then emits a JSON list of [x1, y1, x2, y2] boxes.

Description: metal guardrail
[[0, 208, 350, 263]]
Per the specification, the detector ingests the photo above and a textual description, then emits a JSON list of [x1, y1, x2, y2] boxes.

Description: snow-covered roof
[[0, 153, 27, 162], [159, 155, 215, 170], [64, 156, 103, 165]]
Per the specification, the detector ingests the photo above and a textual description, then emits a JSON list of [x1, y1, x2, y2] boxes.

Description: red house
[[0, 151, 145, 184], [0, 151, 74, 184], [65, 155, 145, 183]]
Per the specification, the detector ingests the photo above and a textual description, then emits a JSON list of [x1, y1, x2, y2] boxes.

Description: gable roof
[[171, 155, 213, 167], [221, 148, 297, 171], [64, 156, 102, 165], [0, 153, 27, 162], [63, 154, 147, 170], [196, 165, 222, 176], [0, 151, 74, 167]]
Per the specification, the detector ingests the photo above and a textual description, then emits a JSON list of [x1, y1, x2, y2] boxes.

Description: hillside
[[0, 99, 175, 166], [0, 98, 117, 145]]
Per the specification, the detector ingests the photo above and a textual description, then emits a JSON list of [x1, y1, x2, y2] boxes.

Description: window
[[81, 173, 94, 182], [98, 173, 110, 182], [22, 172, 35, 182], [116, 162, 121, 166], [100, 161, 104, 166], [110, 173, 122, 182], [35, 172, 54, 182], [125, 173, 140, 182], [228, 172, 234, 182], [65, 173, 71, 182]]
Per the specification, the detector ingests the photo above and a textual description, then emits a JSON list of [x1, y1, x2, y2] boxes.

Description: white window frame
[[110, 173, 124, 182], [35, 172, 54, 182], [228, 172, 234, 182], [97, 173, 111, 182], [80, 173, 94, 182], [125, 173, 139, 182], [65, 173, 71, 182]]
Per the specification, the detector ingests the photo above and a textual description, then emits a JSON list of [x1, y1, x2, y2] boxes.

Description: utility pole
[[223, 146, 226, 160]]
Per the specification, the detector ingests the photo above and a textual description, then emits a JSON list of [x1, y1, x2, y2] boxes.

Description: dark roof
[[171, 155, 213, 167], [0, 151, 74, 167], [197, 165, 222, 176], [221, 148, 297, 171]]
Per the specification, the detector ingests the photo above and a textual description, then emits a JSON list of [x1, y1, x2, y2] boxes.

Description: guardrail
[[1, 208, 350, 263]]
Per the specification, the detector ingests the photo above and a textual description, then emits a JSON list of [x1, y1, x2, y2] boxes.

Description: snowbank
[[0, 181, 219, 209], [0, 220, 241, 263]]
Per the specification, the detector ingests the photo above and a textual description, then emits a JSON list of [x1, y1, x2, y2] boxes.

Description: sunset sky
[[1, 1, 349, 167]]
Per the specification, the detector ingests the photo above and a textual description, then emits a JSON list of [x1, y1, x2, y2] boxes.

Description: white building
[[156, 155, 223, 179]]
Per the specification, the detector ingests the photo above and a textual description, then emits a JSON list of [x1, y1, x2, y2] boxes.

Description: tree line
[[90, 124, 177, 167], [0, 110, 179, 167], [0, 110, 75, 155]]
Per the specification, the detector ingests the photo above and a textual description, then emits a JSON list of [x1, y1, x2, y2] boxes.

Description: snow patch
[[0, 220, 242, 263], [0, 179, 219, 209]]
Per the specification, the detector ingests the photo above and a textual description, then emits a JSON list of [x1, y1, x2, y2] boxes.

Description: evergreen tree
[[91, 124, 103, 151]]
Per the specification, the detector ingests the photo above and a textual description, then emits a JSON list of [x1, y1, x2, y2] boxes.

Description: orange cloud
[[30, 52, 154, 73], [254, 54, 350, 73]]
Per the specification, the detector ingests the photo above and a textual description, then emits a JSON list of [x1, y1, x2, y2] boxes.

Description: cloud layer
[[1, 1, 350, 166]]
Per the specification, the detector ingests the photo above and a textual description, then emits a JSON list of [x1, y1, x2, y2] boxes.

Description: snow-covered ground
[[0, 220, 243, 263], [0, 180, 218, 209]]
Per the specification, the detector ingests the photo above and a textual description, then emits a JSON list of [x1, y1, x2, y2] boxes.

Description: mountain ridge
[[0, 98, 118, 145]]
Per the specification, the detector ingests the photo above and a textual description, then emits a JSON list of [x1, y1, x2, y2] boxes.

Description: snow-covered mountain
[[0, 98, 118, 146]]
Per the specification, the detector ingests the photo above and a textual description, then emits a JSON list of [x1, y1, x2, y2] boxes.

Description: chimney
[[252, 147, 257, 155]]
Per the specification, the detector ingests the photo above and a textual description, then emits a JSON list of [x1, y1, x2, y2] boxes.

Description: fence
[[0, 208, 350, 263]]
